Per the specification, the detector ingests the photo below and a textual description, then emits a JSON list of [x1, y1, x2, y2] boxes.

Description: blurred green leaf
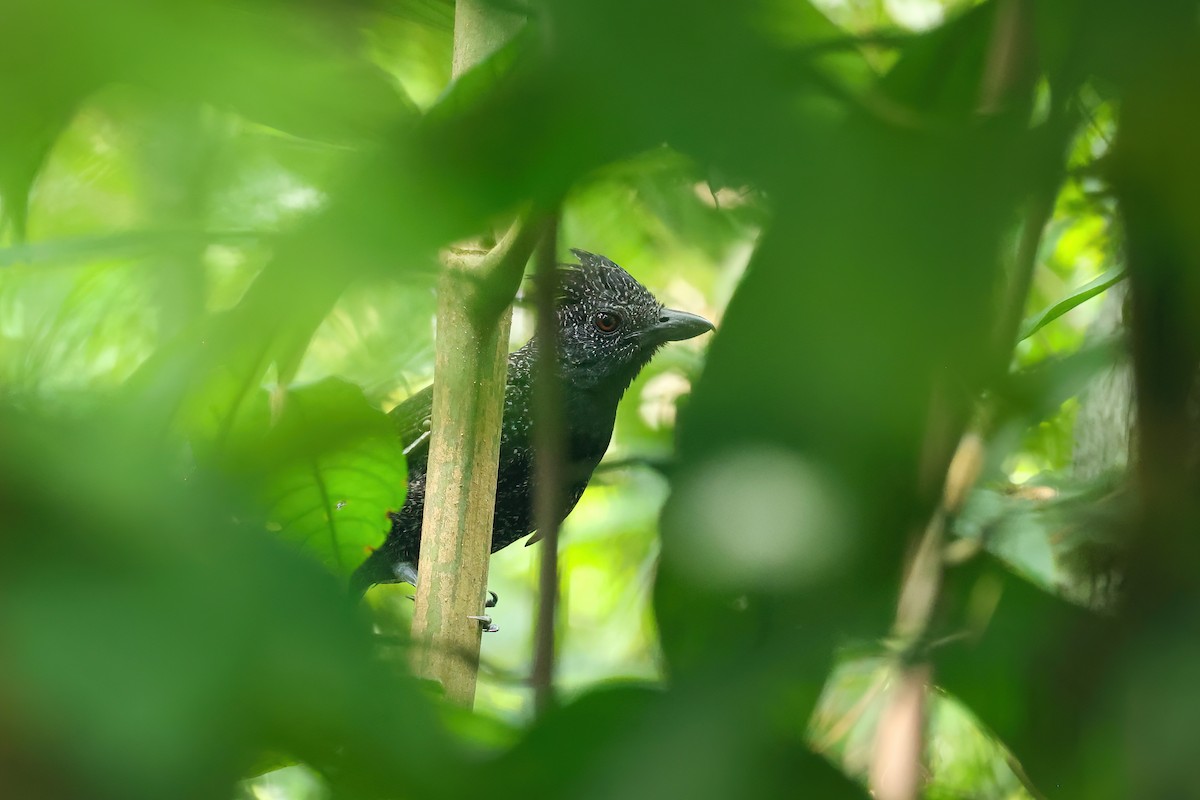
[[0, 230, 262, 269], [0, 407, 453, 800], [382, 0, 455, 32]]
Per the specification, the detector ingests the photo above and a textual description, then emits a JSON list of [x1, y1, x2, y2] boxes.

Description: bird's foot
[[467, 614, 499, 633], [396, 561, 499, 628], [470, 592, 499, 631]]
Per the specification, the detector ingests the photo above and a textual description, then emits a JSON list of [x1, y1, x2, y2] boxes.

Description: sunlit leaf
[[257, 379, 406, 576], [1018, 267, 1127, 341]]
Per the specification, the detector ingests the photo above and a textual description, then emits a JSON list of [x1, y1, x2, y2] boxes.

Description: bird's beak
[[652, 308, 716, 343]]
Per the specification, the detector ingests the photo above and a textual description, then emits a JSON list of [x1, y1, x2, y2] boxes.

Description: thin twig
[[530, 212, 563, 717]]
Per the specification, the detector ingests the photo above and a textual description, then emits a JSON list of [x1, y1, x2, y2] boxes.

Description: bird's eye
[[593, 311, 621, 333]]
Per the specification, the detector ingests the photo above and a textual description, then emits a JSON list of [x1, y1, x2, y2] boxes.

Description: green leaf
[[1018, 267, 1127, 341], [257, 378, 406, 576], [952, 474, 1127, 601]]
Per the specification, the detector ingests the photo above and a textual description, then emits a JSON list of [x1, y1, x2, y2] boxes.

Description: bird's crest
[[569, 249, 621, 271], [550, 249, 655, 309]]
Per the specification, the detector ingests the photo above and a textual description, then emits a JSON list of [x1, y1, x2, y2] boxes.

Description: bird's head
[[548, 249, 715, 393]]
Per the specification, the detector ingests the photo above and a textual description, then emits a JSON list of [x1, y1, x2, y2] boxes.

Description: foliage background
[[2, 0, 1193, 798]]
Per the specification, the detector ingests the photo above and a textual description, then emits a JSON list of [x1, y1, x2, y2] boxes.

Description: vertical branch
[[410, 266, 510, 705], [530, 214, 563, 716], [409, 0, 527, 707]]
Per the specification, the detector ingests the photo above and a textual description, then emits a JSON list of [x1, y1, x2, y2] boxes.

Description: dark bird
[[350, 249, 714, 597]]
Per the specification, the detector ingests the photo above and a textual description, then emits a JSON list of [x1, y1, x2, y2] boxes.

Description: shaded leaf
[[954, 486, 1064, 590], [999, 336, 1122, 424]]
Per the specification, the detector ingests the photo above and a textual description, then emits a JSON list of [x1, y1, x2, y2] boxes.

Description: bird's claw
[[467, 615, 499, 633], [396, 560, 498, 630]]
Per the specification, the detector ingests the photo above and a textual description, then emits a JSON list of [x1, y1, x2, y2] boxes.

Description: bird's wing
[[388, 384, 434, 467]]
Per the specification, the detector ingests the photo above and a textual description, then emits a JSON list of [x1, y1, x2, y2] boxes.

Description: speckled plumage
[[350, 250, 713, 595]]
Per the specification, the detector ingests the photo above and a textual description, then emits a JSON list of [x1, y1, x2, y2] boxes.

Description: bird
[[349, 249, 715, 599]]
